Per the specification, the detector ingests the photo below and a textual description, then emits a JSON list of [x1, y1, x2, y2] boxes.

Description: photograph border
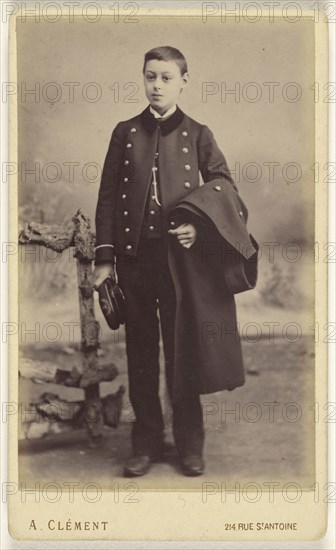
[[2, 1, 334, 544]]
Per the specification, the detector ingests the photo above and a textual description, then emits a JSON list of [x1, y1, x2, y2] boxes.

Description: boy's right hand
[[91, 262, 116, 290]]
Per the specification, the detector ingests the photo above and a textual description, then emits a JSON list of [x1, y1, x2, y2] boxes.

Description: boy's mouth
[[152, 94, 163, 98]]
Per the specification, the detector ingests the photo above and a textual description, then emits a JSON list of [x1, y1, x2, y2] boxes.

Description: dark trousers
[[116, 238, 204, 459]]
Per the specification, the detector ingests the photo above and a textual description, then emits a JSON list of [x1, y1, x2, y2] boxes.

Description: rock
[[247, 367, 260, 375]]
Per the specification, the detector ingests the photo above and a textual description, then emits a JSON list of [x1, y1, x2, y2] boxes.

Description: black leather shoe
[[181, 455, 204, 476], [124, 455, 152, 477]]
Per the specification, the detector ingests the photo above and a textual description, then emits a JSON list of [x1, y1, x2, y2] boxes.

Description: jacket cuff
[[94, 244, 115, 265]]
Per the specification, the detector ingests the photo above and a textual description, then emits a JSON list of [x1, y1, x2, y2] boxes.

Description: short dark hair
[[143, 46, 188, 75]]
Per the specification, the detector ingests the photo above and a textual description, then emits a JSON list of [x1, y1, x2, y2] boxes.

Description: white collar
[[149, 104, 177, 119]]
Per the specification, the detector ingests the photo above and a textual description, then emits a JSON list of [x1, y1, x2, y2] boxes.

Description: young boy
[[93, 46, 257, 477]]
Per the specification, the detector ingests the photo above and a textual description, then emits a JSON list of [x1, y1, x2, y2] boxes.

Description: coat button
[[182, 131, 188, 136], [123, 210, 128, 216], [130, 127, 137, 133], [184, 181, 191, 189], [149, 225, 154, 231], [124, 160, 129, 165], [239, 211, 243, 217], [182, 147, 188, 153], [125, 227, 130, 232], [184, 164, 191, 171], [122, 194, 126, 199], [124, 177, 128, 182], [214, 185, 221, 191], [150, 210, 155, 215], [170, 221, 175, 226], [126, 143, 132, 148], [126, 244, 132, 250], [151, 195, 156, 200]]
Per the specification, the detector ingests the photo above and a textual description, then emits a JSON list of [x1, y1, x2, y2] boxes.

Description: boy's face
[[143, 59, 189, 115]]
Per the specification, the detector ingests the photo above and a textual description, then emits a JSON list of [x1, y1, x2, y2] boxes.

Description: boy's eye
[[145, 74, 172, 82]]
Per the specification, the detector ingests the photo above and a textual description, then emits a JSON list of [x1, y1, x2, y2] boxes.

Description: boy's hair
[[143, 46, 188, 76]]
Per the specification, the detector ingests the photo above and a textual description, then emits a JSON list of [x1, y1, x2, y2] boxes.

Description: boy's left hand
[[168, 223, 197, 249]]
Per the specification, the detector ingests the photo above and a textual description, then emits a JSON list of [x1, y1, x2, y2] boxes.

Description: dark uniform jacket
[[95, 104, 239, 261], [95, 105, 258, 396]]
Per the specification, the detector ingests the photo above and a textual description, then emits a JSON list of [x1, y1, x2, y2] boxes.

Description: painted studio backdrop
[[15, 14, 316, 489]]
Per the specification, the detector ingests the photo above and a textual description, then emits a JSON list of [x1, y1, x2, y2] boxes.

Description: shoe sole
[[181, 469, 204, 476], [123, 466, 151, 477]]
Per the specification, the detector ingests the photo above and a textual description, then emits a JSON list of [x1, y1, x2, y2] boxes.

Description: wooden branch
[[20, 386, 126, 440], [19, 359, 119, 388], [19, 220, 75, 252], [19, 358, 59, 384], [76, 259, 99, 353], [72, 210, 96, 262], [79, 363, 119, 388], [18, 208, 97, 260]]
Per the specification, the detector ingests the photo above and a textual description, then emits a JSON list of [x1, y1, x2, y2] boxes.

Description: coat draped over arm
[[168, 179, 259, 399]]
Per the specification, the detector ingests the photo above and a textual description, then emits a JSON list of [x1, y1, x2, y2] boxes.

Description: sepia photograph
[[4, 1, 333, 544]]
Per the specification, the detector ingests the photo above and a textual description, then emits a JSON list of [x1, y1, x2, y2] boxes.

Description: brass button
[[151, 195, 156, 200], [182, 147, 188, 153], [126, 244, 132, 250], [155, 152, 159, 158], [170, 221, 175, 226], [214, 185, 221, 191], [131, 127, 136, 133], [126, 143, 132, 149], [125, 227, 130, 233], [182, 131, 188, 136], [123, 210, 128, 216], [184, 182, 191, 189], [150, 210, 155, 215], [122, 194, 126, 199], [124, 177, 128, 183], [149, 225, 154, 231], [185, 164, 191, 171], [239, 211, 243, 217], [124, 160, 129, 165]]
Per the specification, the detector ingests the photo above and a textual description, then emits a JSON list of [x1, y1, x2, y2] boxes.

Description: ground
[[18, 329, 315, 492]]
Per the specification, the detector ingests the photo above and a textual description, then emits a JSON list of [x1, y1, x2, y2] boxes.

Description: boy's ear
[[180, 72, 189, 93], [182, 72, 189, 86]]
